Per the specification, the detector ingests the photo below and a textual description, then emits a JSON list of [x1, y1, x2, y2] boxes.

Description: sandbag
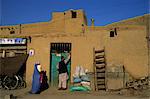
[[80, 66, 86, 76], [82, 85, 91, 91], [69, 86, 89, 92], [81, 81, 90, 86], [81, 75, 90, 82], [73, 83, 82, 86], [73, 77, 82, 83], [74, 66, 80, 77]]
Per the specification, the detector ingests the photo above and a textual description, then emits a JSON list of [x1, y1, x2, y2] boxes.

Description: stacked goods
[[70, 66, 91, 92], [73, 66, 81, 86], [80, 76, 91, 90], [73, 77, 82, 86]]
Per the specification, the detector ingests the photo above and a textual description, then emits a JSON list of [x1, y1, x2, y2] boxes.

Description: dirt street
[[0, 87, 149, 99]]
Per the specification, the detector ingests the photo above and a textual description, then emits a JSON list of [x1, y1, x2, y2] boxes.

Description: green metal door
[[50, 53, 71, 87]]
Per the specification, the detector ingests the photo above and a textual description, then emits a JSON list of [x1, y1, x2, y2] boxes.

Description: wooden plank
[[97, 81, 105, 85], [95, 58, 105, 61], [95, 49, 104, 53], [93, 47, 98, 91], [95, 63, 105, 68], [95, 53, 105, 56], [96, 68, 105, 73], [97, 79, 105, 82], [95, 61, 105, 64], [95, 55, 104, 59], [97, 73, 105, 77], [97, 85, 106, 90]]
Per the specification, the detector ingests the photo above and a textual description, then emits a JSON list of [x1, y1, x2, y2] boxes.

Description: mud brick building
[[0, 9, 149, 90]]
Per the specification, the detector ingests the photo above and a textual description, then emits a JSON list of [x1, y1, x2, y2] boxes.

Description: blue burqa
[[31, 64, 41, 93]]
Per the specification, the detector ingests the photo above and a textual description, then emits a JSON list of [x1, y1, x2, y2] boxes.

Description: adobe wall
[[86, 25, 149, 89], [0, 9, 149, 89], [86, 25, 148, 78], [25, 25, 149, 88], [0, 9, 87, 36], [26, 34, 102, 85]]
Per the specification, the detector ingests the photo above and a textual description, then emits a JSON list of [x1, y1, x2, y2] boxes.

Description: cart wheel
[[17, 75, 26, 88], [22, 80, 27, 88], [3, 75, 19, 90], [0, 77, 2, 89], [17, 75, 23, 88]]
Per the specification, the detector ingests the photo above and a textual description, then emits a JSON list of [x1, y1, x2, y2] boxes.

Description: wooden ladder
[[93, 48, 106, 91]]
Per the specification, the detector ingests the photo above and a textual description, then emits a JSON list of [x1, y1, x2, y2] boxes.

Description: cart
[[0, 54, 28, 90]]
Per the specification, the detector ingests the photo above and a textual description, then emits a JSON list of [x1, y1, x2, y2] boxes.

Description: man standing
[[57, 53, 70, 90]]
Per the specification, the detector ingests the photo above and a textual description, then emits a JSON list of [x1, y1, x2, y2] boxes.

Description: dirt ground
[[0, 86, 150, 99]]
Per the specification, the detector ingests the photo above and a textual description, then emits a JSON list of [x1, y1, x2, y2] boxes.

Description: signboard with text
[[0, 38, 27, 45]]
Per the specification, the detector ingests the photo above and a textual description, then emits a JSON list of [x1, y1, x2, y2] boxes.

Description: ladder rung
[[97, 85, 106, 90], [95, 58, 105, 61], [95, 55, 104, 59], [95, 60, 105, 64], [96, 68, 105, 73], [95, 64, 105, 68], [97, 73, 105, 77], [97, 81, 105, 85], [95, 49, 104, 53], [97, 79, 105, 82]]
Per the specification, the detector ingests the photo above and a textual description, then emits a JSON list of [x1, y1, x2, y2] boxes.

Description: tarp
[[0, 54, 28, 76]]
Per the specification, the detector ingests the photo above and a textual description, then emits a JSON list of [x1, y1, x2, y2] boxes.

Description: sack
[[80, 66, 86, 76], [82, 85, 91, 91], [73, 83, 82, 86], [81, 81, 90, 86], [81, 75, 90, 82], [69, 86, 89, 92], [73, 77, 82, 83], [74, 66, 80, 77]]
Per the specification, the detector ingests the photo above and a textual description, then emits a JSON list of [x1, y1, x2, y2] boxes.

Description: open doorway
[[50, 43, 71, 87]]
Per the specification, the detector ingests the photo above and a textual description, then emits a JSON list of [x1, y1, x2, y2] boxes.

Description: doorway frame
[[49, 42, 72, 87]]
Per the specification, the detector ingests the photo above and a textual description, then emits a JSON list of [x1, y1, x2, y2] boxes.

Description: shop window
[[71, 11, 77, 18], [10, 31, 15, 34]]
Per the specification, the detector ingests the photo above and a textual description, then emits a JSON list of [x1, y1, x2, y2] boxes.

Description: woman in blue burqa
[[30, 62, 42, 94]]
